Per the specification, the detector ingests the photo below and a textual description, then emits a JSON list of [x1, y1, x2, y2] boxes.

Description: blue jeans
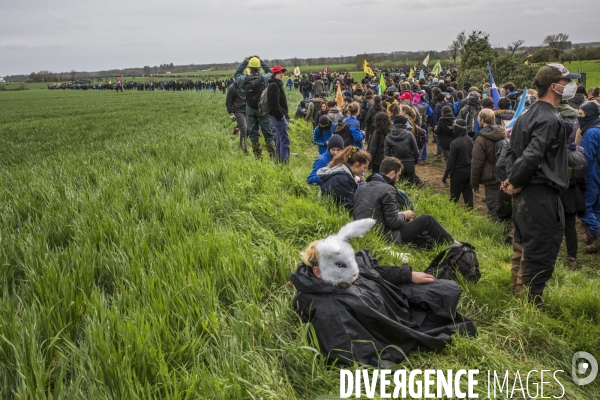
[[420, 127, 428, 161], [270, 115, 290, 163], [580, 181, 600, 235], [246, 105, 273, 144]]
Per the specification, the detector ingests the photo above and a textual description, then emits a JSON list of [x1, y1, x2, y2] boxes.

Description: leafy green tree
[[460, 30, 498, 70]]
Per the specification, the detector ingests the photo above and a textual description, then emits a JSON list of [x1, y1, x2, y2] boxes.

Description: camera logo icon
[[572, 352, 598, 386]]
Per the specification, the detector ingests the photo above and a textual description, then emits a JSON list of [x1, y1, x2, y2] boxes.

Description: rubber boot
[[511, 241, 524, 295], [252, 142, 262, 160], [265, 141, 276, 161], [240, 134, 248, 155]]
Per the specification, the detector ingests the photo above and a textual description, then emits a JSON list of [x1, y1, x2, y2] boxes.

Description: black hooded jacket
[[434, 115, 457, 150], [291, 250, 477, 367], [267, 76, 288, 120], [443, 128, 473, 181], [226, 83, 246, 114], [383, 125, 420, 164]]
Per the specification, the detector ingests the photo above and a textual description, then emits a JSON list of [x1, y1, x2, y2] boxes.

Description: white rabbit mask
[[316, 219, 376, 286]]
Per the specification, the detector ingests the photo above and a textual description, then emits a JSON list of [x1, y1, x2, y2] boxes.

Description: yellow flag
[[363, 59, 374, 76], [524, 60, 529, 65], [336, 83, 344, 108], [409, 68, 414, 79]]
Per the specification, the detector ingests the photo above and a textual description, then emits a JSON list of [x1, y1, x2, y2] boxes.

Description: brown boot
[[566, 257, 578, 269], [511, 242, 523, 293], [251, 142, 262, 160], [584, 235, 600, 253], [265, 141, 276, 161]]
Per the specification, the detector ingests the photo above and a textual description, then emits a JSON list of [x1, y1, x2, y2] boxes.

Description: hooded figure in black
[[291, 219, 476, 368]]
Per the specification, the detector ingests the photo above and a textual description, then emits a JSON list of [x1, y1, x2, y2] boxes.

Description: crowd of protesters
[[47, 78, 233, 92], [224, 58, 600, 307], [220, 57, 600, 368]]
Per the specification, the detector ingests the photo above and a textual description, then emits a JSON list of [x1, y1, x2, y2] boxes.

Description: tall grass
[[0, 88, 598, 399]]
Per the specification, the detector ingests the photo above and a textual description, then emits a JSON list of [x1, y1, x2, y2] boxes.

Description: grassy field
[[0, 88, 599, 399]]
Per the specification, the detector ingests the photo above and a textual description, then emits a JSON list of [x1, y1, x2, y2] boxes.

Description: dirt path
[[415, 142, 488, 212]]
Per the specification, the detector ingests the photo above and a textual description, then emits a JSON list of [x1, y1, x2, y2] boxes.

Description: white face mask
[[553, 81, 577, 101]]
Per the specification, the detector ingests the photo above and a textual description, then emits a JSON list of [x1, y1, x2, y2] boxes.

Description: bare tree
[[507, 39, 525, 55], [448, 40, 460, 63], [456, 31, 466, 56], [543, 33, 570, 59]]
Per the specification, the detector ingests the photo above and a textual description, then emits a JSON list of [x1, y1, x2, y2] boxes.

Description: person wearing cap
[[382, 86, 399, 113], [234, 56, 274, 160], [313, 116, 336, 155], [578, 101, 600, 253], [267, 65, 290, 164], [503, 63, 578, 305], [307, 134, 345, 185]]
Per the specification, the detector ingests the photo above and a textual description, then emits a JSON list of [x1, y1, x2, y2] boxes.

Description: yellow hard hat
[[248, 57, 260, 68]]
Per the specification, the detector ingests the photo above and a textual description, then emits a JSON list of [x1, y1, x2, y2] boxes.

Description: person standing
[[443, 120, 474, 207], [503, 64, 577, 304], [471, 109, 507, 220], [384, 115, 420, 185], [226, 81, 248, 154], [267, 65, 290, 164], [578, 101, 600, 252], [234, 56, 275, 160]]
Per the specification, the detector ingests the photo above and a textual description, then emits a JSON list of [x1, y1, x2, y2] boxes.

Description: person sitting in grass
[[313, 116, 336, 155], [317, 145, 370, 211], [290, 219, 476, 367], [354, 157, 456, 248], [307, 134, 345, 185]]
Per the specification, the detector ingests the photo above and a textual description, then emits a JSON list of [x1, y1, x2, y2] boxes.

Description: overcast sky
[[1, 0, 598, 76]]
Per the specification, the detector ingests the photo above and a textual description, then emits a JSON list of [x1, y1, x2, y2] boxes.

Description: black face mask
[[578, 103, 600, 134]]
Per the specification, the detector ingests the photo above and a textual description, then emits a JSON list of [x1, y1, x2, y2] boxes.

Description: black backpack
[[333, 121, 357, 147], [243, 74, 265, 109], [567, 147, 587, 185], [424, 242, 481, 283], [494, 138, 509, 166], [301, 79, 312, 92]]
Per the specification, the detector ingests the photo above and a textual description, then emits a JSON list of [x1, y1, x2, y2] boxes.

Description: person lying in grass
[[317, 145, 370, 212], [291, 219, 476, 368]]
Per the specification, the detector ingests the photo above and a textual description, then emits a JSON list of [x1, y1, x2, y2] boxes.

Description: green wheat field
[[0, 87, 598, 399]]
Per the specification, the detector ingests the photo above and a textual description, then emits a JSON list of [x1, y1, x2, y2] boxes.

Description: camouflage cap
[[534, 63, 581, 86]]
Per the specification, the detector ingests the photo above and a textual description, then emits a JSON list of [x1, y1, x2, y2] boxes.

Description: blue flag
[[419, 69, 424, 80], [487, 62, 501, 110], [506, 87, 528, 136]]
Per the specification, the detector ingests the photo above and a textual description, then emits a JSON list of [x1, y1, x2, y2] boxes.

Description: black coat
[[443, 132, 473, 181], [226, 83, 246, 114], [368, 129, 388, 168], [434, 115, 456, 150], [291, 250, 477, 367], [354, 174, 407, 244], [506, 100, 568, 190], [384, 126, 420, 165], [267, 77, 288, 120]]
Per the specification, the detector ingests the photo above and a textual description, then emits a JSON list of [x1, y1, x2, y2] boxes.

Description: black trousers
[[564, 212, 578, 258], [399, 161, 416, 184], [449, 166, 473, 208], [513, 184, 564, 303], [400, 214, 454, 245]]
